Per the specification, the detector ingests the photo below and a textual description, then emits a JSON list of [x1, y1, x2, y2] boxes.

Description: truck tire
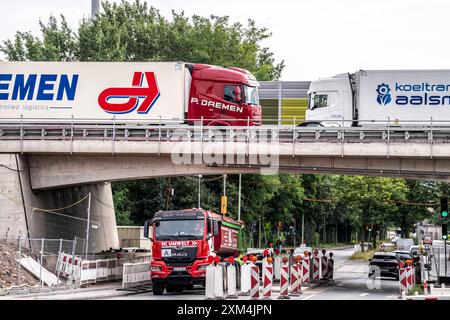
[[166, 286, 175, 293], [152, 282, 165, 295], [174, 286, 184, 293]]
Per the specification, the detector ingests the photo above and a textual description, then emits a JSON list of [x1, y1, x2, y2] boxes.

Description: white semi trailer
[[305, 70, 450, 127]]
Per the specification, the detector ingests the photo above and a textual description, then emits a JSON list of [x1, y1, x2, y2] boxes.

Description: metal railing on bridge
[[1, 117, 450, 151]]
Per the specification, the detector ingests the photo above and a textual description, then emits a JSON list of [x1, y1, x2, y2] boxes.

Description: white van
[[396, 238, 414, 251]]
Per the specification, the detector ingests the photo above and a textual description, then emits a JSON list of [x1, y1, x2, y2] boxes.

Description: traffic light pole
[[445, 240, 447, 276]]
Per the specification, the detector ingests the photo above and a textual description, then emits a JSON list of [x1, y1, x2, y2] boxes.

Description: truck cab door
[[219, 84, 244, 124], [306, 77, 352, 126]]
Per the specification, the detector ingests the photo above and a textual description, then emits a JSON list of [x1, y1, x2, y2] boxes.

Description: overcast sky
[[1, 0, 449, 80]]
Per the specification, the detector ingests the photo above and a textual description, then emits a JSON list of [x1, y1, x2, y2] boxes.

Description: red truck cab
[[187, 64, 262, 126], [144, 209, 243, 295]]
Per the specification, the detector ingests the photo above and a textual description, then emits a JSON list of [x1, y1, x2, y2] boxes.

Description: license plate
[[173, 267, 186, 271]]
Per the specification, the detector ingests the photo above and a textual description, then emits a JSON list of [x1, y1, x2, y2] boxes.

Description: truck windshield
[[155, 219, 204, 240], [244, 85, 259, 105]]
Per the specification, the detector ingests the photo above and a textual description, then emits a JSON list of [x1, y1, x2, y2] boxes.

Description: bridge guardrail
[[1, 118, 450, 145]]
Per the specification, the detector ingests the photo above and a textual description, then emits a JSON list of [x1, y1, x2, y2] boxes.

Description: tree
[[1, 0, 285, 227], [1, 0, 284, 80]]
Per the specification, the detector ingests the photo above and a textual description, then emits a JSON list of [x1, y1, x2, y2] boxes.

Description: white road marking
[[359, 293, 370, 296]]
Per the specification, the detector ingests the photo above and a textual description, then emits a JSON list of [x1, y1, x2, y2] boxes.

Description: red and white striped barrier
[[321, 254, 328, 279], [262, 260, 273, 299], [289, 263, 300, 296], [302, 256, 310, 284], [278, 258, 290, 299], [250, 263, 260, 299], [327, 257, 334, 281], [399, 267, 408, 295], [406, 266, 413, 291], [312, 256, 320, 282], [69, 257, 82, 282]]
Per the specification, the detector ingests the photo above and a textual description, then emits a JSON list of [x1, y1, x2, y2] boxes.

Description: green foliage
[[2, 0, 447, 246], [1, 0, 284, 80]]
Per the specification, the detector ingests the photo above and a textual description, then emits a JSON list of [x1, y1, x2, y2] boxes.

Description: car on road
[[390, 236, 400, 244], [393, 250, 413, 262], [293, 246, 313, 258], [368, 252, 399, 280], [409, 245, 421, 256], [396, 238, 414, 251], [245, 248, 274, 277]]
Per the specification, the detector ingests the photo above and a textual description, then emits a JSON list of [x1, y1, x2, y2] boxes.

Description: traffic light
[[441, 197, 448, 218]]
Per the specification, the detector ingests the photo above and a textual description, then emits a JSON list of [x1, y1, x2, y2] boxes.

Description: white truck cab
[[305, 73, 354, 127]]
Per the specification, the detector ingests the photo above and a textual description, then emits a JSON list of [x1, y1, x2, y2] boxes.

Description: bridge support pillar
[[0, 154, 119, 252]]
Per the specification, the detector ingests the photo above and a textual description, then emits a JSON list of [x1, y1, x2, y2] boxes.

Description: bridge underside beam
[[28, 154, 450, 190]]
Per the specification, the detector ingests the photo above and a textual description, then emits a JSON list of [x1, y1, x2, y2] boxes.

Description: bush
[[313, 232, 320, 246]]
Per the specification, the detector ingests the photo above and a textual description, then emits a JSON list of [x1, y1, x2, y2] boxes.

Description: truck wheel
[[166, 286, 175, 293], [174, 286, 184, 293], [152, 282, 165, 295]]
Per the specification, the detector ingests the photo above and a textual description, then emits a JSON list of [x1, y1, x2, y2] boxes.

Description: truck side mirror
[[144, 220, 151, 238], [213, 221, 219, 236]]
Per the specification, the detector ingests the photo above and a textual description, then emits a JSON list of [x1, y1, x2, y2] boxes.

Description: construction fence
[[0, 237, 152, 294]]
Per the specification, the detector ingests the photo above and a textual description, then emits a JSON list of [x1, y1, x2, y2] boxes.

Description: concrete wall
[[117, 226, 152, 251], [27, 154, 450, 190], [0, 154, 30, 239], [0, 154, 119, 252]]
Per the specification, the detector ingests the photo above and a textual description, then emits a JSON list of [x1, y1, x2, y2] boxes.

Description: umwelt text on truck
[[305, 70, 450, 127], [0, 62, 262, 126]]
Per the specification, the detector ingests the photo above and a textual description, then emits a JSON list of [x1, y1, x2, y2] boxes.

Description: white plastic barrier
[[214, 265, 225, 299], [273, 256, 281, 281], [55, 253, 83, 280], [402, 291, 450, 300], [70, 257, 83, 282], [96, 260, 109, 282], [240, 262, 251, 295], [226, 264, 238, 299], [430, 283, 450, 295], [107, 259, 117, 281], [121, 262, 151, 289], [115, 260, 124, 280], [80, 261, 97, 285], [205, 264, 216, 299]]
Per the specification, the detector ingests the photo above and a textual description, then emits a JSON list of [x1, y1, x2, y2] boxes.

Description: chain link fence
[[29, 208, 103, 259], [0, 237, 82, 293]]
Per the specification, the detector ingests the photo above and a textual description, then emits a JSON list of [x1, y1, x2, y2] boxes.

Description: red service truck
[[0, 61, 261, 126], [144, 209, 244, 295]]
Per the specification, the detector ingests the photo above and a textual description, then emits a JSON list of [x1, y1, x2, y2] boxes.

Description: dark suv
[[368, 252, 399, 280]]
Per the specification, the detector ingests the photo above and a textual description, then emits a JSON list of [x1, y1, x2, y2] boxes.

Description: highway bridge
[[0, 64, 449, 253], [1, 118, 450, 250]]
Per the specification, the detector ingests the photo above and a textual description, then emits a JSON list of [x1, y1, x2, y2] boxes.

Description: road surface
[[0, 247, 401, 300]]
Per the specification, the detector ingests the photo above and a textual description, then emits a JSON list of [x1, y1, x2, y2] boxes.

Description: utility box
[[117, 226, 152, 252]]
